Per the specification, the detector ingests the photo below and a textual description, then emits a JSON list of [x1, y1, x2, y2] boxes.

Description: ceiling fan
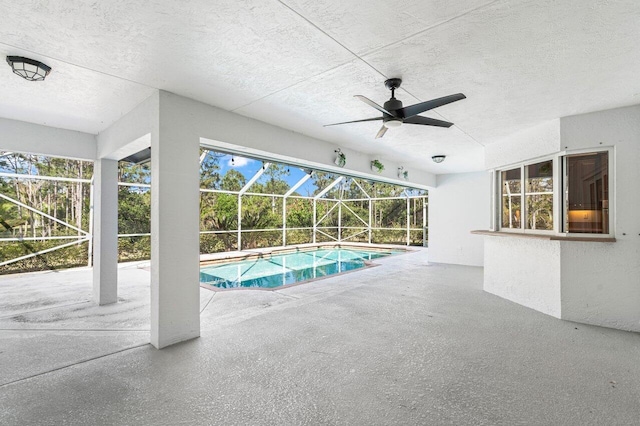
[[324, 78, 465, 139]]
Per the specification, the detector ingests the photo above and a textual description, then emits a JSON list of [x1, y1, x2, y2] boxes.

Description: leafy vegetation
[[1, 150, 427, 275]]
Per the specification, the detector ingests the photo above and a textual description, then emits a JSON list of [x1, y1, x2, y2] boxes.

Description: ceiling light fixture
[[383, 119, 403, 129], [6, 56, 51, 81], [432, 155, 446, 164]]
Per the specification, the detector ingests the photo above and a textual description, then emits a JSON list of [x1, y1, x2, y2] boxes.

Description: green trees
[[0, 153, 93, 238], [1, 150, 428, 274], [285, 198, 314, 244], [0, 153, 93, 273], [117, 162, 151, 261], [200, 167, 244, 252]]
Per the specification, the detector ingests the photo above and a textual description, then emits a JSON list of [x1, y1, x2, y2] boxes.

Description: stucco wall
[[560, 241, 638, 330], [0, 117, 96, 160], [482, 120, 561, 308], [559, 105, 640, 331], [96, 92, 158, 160], [484, 237, 562, 318], [427, 171, 490, 266], [485, 119, 561, 170], [483, 104, 640, 332]]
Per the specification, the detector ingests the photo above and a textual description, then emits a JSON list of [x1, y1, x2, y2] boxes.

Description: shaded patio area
[[1, 248, 639, 424]]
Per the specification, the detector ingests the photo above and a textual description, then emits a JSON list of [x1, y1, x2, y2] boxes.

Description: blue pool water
[[200, 248, 400, 289]]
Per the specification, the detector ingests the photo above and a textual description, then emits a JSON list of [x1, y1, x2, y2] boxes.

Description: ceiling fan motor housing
[[383, 98, 403, 112]]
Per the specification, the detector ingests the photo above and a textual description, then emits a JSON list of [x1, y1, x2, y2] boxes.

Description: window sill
[[470, 230, 616, 243]]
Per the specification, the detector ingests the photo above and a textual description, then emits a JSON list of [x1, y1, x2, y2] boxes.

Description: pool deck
[[1, 247, 640, 424]]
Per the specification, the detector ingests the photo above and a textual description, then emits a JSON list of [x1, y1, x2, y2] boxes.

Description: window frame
[[495, 155, 557, 235], [560, 147, 614, 238], [493, 147, 614, 238]]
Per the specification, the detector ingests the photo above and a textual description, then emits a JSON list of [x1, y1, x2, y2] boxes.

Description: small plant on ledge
[[334, 149, 346, 167], [398, 167, 409, 180], [371, 159, 385, 173]]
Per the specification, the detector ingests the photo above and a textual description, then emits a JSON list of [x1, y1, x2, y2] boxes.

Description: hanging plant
[[371, 159, 385, 173], [398, 167, 409, 180], [334, 149, 346, 167]]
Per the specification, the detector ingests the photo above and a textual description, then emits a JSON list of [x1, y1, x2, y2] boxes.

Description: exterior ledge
[[471, 230, 616, 243]]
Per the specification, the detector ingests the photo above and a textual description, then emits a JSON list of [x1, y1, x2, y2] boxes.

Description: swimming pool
[[200, 247, 400, 289]]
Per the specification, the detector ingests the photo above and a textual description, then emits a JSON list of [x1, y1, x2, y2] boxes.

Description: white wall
[[559, 105, 640, 331], [482, 120, 561, 306], [482, 104, 640, 332], [485, 119, 561, 170], [484, 237, 562, 318], [96, 93, 158, 160], [427, 171, 491, 266], [0, 117, 96, 160], [560, 241, 637, 330]]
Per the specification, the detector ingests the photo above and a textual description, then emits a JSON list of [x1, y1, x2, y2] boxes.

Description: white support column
[[92, 158, 118, 305], [150, 128, 200, 349]]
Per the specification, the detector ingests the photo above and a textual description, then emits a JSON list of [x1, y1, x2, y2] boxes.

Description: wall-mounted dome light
[[6, 56, 51, 81], [432, 155, 446, 164]]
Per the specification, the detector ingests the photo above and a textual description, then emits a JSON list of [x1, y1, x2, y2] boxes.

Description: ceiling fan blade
[[354, 95, 395, 116], [324, 117, 383, 127], [375, 125, 388, 139], [404, 116, 454, 128], [396, 93, 466, 119]]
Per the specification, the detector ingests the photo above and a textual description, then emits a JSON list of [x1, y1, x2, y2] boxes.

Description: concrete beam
[[0, 117, 96, 160], [157, 91, 436, 189], [97, 92, 158, 160]]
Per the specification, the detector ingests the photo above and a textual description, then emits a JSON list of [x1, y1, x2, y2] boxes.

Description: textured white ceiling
[[0, 45, 154, 134], [0, 0, 639, 173]]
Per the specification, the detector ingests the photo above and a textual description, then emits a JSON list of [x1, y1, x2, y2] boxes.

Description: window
[[499, 160, 554, 232], [496, 150, 611, 236], [501, 168, 521, 229], [525, 160, 553, 230], [565, 152, 609, 234]]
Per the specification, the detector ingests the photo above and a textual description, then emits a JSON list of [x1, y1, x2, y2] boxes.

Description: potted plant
[[334, 149, 346, 167], [371, 159, 385, 173], [398, 167, 409, 180]]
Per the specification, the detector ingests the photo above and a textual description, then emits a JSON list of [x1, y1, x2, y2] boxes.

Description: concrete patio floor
[[1, 248, 639, 425]]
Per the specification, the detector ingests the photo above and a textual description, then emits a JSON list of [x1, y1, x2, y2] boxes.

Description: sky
[[214, 153, 319, 196], [213, 152, 425, 197]]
